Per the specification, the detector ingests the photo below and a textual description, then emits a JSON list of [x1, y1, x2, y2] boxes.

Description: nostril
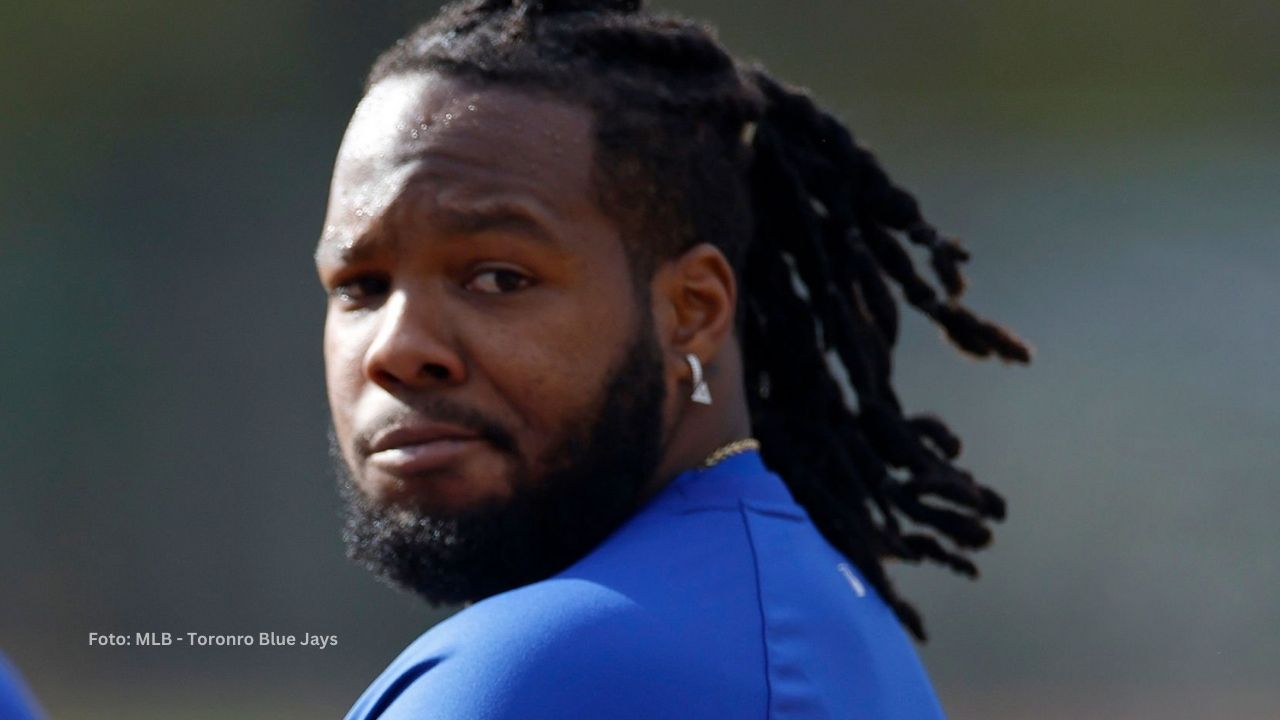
[[422, 363, 451, 381]]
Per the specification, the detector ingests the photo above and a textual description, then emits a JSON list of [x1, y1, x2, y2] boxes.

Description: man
[[317, 1, 1030, 717]]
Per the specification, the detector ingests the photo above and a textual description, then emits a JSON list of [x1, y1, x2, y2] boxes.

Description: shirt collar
[[644, 449, 803, 517]]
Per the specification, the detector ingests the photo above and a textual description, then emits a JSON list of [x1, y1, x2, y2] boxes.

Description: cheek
[[476, 316, 595, 418], [471, 294, 636, 436], [323, 315, 367, 446]]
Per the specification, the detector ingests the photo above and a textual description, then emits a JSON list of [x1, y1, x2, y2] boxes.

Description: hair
[[364, 0, 1031, 640]]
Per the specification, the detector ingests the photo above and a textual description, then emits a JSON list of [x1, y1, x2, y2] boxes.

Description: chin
[[358, 466, 515, 516]]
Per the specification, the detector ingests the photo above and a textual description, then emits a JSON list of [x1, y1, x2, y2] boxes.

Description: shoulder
[[352, 577, 756, 720], [430, 575, 651, 668]]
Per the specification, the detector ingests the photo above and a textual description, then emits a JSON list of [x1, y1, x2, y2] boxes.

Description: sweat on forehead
[[317, 72, 601, 264], [339, 74, 593, 181]]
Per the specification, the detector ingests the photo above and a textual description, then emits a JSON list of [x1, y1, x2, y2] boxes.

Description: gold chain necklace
[[700, 438, 760, 469]]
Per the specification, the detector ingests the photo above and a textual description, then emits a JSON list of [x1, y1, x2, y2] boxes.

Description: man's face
[[317, 73, 667, 602]]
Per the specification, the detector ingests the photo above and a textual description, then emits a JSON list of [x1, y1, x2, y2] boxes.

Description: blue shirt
[[346, 450, 945, 719], [0, 653, 43, 720]]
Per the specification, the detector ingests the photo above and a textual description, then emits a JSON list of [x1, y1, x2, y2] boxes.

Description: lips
[[365, 422, 484, 476]]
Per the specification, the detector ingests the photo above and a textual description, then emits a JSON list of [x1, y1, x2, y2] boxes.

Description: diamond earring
[[686, 353, 712, 405]]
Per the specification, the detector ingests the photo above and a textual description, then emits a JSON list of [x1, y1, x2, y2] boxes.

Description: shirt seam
[[738, 499, 773, 720]]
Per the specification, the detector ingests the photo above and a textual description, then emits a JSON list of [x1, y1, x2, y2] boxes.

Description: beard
[[336, 309, 667, 606]]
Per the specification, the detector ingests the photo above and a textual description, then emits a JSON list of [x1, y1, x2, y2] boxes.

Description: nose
[[362, 288, 466, 391]]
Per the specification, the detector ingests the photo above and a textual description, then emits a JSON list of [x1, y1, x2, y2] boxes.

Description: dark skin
[[317, 73, 751, 515]]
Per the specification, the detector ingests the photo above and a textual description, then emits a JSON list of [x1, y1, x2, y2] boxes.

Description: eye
[[465, 267, 534, 295], [330, 274, 390, 306]]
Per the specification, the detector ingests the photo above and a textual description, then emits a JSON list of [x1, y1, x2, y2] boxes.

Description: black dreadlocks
[[365, 0, 1031, 640]]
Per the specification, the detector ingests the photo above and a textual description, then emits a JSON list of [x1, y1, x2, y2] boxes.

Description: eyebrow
[[315, 200, 559, 267], [435, 202, 557, 246]]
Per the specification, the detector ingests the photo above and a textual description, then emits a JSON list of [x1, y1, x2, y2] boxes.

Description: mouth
[[365, 422, 486, 477]]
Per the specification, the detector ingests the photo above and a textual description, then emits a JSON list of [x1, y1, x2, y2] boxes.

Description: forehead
[[320, 72, 600, 254]]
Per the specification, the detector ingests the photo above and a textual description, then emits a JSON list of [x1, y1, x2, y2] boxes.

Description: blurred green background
[[2, 1, 1277, 718]]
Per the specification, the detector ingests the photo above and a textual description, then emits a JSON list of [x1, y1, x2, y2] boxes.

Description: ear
[[649, 243, 738, 371]]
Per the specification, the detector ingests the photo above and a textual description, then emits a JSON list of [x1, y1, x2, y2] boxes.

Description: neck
[[637, 353, 753, 503]]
